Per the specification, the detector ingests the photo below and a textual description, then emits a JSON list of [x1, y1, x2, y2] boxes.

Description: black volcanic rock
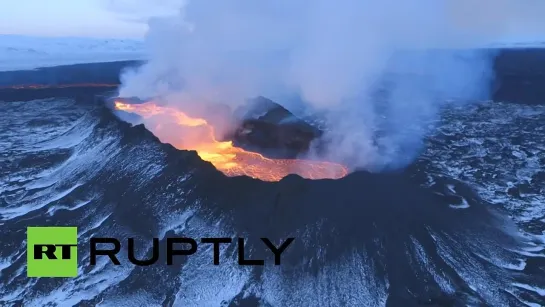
[[0, 60, 142, 87], [230, 96, 323, 159], [491, 48, 545, 104]]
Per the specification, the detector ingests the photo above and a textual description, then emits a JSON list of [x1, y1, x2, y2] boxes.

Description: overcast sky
[[1, 0, 545, 42], [0, 0, 182, 39]]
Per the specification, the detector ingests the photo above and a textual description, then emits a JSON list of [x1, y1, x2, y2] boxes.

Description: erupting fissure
[[114, 100, 348, 182]]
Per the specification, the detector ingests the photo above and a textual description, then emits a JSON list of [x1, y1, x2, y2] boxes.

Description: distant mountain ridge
[[0, 35, 146, 71]]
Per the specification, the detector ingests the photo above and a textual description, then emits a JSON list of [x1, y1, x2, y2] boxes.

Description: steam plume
[[117, 0, 545, 171]]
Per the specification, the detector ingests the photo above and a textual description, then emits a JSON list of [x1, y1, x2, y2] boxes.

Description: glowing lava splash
[[114, 101, 348, 181]]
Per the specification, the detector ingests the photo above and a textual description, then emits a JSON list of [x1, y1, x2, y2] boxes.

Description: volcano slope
[[0, 51, 544, 306]]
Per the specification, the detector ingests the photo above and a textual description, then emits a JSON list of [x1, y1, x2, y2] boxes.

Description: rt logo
[[27, 227, 78, 277]]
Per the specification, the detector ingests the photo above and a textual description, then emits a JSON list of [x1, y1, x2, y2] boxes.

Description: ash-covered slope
[[0, 87, 543, 306], [1, 47, 545, 306]]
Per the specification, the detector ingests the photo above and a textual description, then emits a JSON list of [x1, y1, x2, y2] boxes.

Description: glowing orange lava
[[114, 100, 348, 181]]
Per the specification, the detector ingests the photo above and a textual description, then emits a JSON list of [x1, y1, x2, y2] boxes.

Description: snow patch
[[0, 35, 146, 71]]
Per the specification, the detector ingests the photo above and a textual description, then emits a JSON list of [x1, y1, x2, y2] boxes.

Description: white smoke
[[116, 0, 545, 171]]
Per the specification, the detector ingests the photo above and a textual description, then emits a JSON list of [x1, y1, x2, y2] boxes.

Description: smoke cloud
[[117, 0, 545, 171]]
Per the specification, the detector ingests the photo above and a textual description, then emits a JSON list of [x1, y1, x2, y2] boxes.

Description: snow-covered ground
[[0, 35, 146, 71], [1, 34, 544, 72]]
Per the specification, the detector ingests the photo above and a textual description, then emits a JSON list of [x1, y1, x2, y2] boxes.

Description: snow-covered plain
[[0, 35, 146, 71], [1, 34, 544, 73]]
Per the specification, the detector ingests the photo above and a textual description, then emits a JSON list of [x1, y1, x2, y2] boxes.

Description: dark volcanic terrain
[[1, 48, 544, 306]]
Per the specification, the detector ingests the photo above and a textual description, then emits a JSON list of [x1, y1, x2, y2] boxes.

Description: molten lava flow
[[114, 100, 348, 182]]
